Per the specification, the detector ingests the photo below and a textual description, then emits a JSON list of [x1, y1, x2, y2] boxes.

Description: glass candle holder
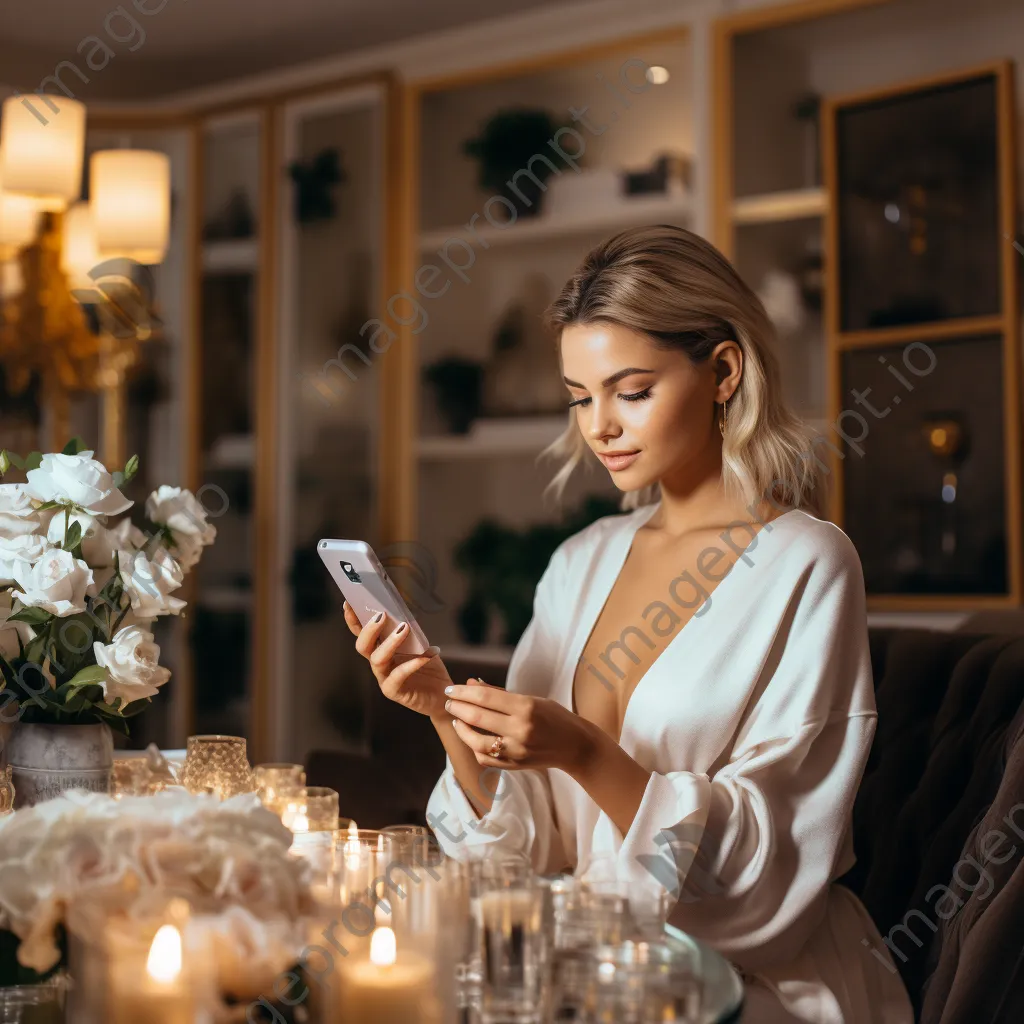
[[180, 735, 254, 799], [279, 786, 339, 833], [254, 763, 305, 805], [112, 757, 152, 800]]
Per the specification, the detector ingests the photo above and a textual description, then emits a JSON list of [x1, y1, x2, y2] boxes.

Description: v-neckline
[[567, 503, 801, 743]]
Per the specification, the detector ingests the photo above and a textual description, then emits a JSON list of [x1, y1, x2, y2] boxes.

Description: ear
[[710, 340, 743, 401]]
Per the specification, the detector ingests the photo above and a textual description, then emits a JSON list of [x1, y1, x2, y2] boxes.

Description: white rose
[[146, 486, 217, 571], [0, 590, 34, 661], [108, 517, 149, 552], [0, 533, 52, 587], [93, 624, 171, 706], [44, 509, 109, 565], [118, 546, 185, 618], [24, 451, 131, 516], [10, 548, 96, 617], [0, 484, 44, 540]]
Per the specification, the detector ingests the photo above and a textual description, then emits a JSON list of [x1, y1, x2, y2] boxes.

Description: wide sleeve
[[425, 541, 572, 874], [609, 536, 878, 973]]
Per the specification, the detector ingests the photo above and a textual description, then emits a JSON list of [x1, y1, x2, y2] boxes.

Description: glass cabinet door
[[274, 84, 387, 763], [191, 111, 265, 743]]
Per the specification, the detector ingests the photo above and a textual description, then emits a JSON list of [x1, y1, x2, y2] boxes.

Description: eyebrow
[[563, 367, 656, 389]]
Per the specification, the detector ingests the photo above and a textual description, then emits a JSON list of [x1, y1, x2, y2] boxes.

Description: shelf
[[419, 192, 693, 251], [866, 611, 970, 631], [201, 238, 259, 273], [206, 434, 255, 469], [418, 415, 567, 460], [731, 188, 827, 226]]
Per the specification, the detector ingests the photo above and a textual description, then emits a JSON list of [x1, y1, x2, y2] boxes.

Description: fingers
[[369, 620, 413, 673], [342, 601, 362, 637], [447, 700, 510, 737], [444, 682, 519, 711], [379, 651, 438, 700], [353, 610, 389, 660], [451, 718, 512, 761]]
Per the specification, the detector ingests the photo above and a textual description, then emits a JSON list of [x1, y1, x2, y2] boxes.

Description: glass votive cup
[[180, 735, 254, 799], [112, 757, 151, 799], [581, 878, 671, 941], [254, 763, 306, 805], [475, 878, 546, 1024], [583, 940, 701, 1023], [279, 786, 339, 833]]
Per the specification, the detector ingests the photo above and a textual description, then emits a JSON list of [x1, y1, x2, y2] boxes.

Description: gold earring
[[719, 399, 728, 438]]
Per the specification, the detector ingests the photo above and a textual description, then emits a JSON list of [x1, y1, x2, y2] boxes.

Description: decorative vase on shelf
[[5, 723, 114, 809]]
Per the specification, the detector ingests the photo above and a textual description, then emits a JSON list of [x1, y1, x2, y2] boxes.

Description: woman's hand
[[443, 679, 599, 775], [343, 601, 451, 718]]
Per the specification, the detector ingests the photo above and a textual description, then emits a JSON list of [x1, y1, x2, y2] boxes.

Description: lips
[[598, 450, 640, 472]]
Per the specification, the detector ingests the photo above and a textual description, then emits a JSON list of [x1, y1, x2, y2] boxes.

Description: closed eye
[[568, 387, 653, 409]]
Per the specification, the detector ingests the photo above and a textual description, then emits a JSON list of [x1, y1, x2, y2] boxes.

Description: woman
[[342, 225, 913, 1023]]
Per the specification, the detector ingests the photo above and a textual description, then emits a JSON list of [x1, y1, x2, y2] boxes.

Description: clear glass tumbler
[[475, 878, 546, 1024]]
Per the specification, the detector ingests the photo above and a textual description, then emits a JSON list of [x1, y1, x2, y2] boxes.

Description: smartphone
[[317, 539, 431, 657]]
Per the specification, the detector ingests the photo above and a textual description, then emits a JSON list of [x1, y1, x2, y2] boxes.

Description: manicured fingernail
[[444, 698, 452, 713], [372, 611, 384, 623], [444, 685, 453, 695], [477, 677, 486, 685], [395, 622, 407, 634], [451, 719, 458, 728], [426, 645, 441, 657]]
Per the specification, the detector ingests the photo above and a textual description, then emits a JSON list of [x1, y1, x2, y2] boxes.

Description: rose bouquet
[[0, 439, 216, 731], [0, 790, 316, 984]]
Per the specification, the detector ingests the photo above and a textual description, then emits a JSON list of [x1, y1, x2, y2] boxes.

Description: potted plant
[[0, 439, 217, 807], [463, 108, 565, 218]]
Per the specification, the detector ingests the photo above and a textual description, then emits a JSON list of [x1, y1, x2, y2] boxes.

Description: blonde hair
[[541, 224, 828, 519]]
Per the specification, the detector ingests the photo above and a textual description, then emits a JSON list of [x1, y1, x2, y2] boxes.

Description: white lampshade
[[0, 95, 86, 211], [0, 184, 39, 254], [90, 149, 170, 265], [61, 201, 101, 291]]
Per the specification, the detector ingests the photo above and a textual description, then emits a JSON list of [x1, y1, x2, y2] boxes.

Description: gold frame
[[822, 60, 1022, 608]]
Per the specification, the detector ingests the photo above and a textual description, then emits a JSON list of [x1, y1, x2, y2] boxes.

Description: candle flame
[[147, 924, 183, 983], [282, 801, 309, 832], [376, 833, 384, 854], [348, 821, 358, 839], [369, 926, 396, 967]]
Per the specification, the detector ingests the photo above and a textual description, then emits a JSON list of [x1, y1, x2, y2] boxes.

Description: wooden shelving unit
[[731, 187, 827, 225]]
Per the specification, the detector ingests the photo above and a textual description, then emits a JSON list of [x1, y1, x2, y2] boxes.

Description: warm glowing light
[[0, 95, 86, 211], [377, 834, 384, 854], [282, 800, 309, 832], [930, 427, 947, 448], [344, 822, 362, 868], [0, 179, 39, 254], [90, 149, 170, 264], [645, 65, 670, 85], [146, 924, 183, 984], [61, 201, 101, 290], [369, 926, 397, 967]]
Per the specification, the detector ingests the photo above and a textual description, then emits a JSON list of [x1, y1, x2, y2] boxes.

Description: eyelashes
[[568, 387, 653, 410]]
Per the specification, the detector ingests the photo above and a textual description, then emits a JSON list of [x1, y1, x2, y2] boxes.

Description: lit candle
[[109, 923, 192, 1024], [339, 923, 441, 1024]]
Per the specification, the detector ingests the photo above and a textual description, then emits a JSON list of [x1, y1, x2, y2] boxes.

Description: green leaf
[[0, 451, 9, 477], [33, 500, 62, 511], [123, 454, 140, 483], [64, 520, 82, 551], [63, 664, 107, 690], [3, 451, 24, 471], [121, 697, 153, 718], [61, 437, 87, 456], [7, 606, 53, 626], [23, 452, 43, 472], [112, 472, 125, 488]]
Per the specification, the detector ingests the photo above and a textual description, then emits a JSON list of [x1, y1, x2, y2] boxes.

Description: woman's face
[[560, 321, 732, 493]]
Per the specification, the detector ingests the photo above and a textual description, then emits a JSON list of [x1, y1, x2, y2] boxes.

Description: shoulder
[[758, 508, 864, 585]]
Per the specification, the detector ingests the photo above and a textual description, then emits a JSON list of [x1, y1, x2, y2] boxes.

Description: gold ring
[[488, 736, 505, 759]]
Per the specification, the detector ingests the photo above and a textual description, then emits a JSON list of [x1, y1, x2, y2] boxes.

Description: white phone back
[[317, 539, 430, 656]]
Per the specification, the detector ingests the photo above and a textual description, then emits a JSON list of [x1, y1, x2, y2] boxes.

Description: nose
[[585, 395, 622, 444]]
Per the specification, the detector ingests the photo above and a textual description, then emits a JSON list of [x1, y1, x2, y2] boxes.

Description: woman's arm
[[445, 682, 653, 836]]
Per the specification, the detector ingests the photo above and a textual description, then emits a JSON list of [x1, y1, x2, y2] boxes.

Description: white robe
[[427, 504, 914, 1024]]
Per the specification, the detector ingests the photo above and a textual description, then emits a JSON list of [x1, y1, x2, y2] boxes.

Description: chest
[[570, 529, 747, 743]]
